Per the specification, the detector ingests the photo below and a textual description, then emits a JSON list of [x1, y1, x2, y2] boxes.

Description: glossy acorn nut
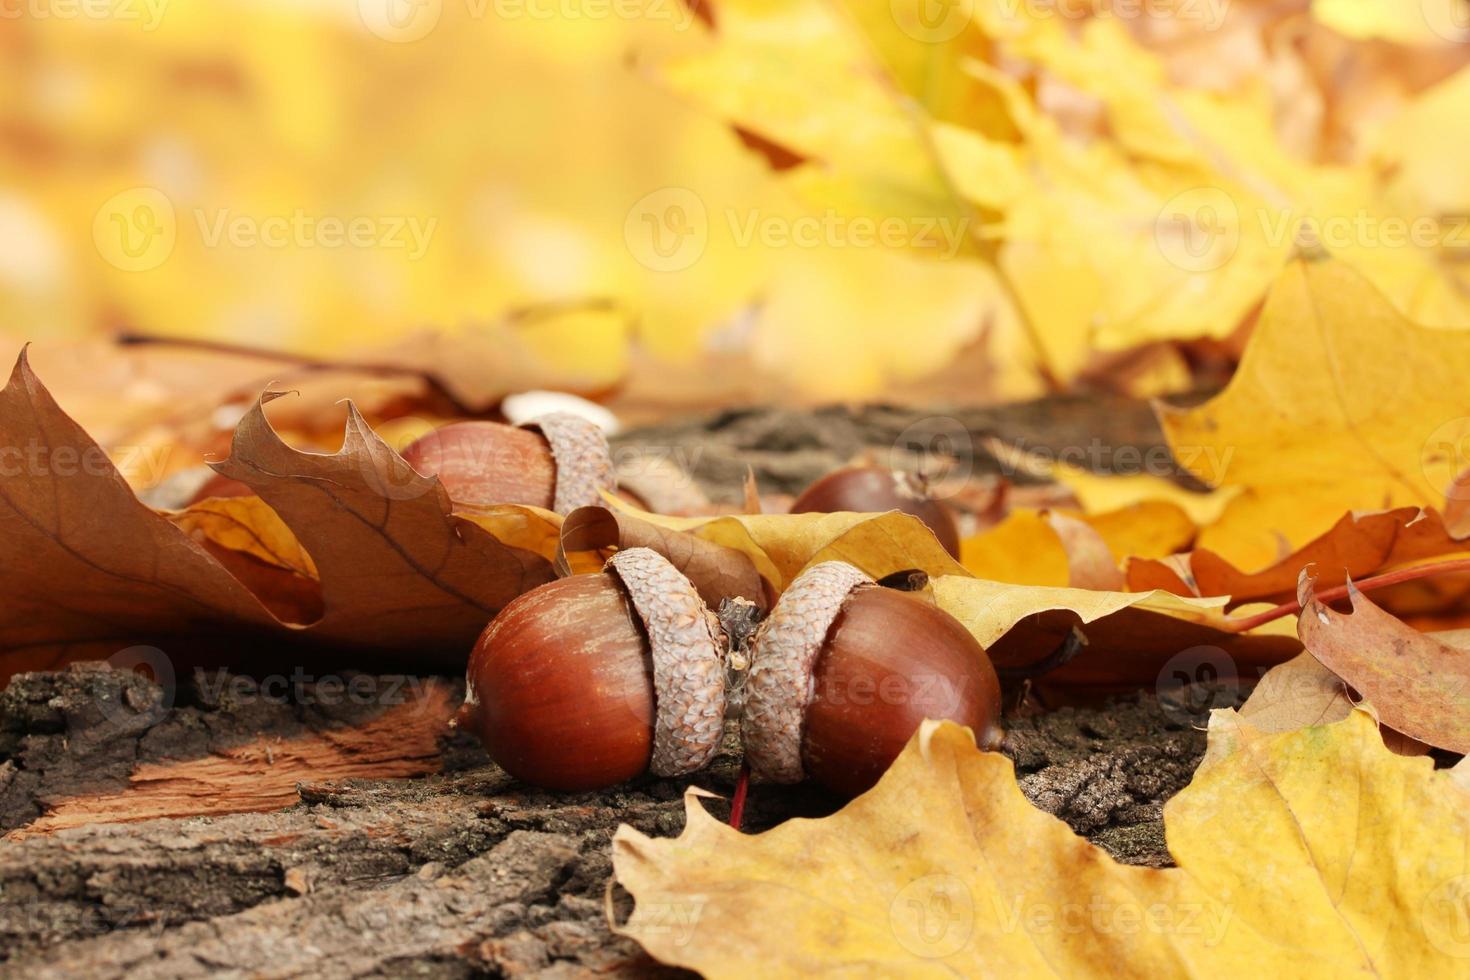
[[743, 562, 1002, 797], [791, 466, 960, 558], [457, 548, 727, 791], [401, 414, 615, 514]]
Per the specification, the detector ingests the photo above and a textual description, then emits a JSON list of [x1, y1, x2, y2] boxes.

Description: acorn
[[743, 561, 1003, 796], [791, 466, 960, 558], [457, 548, 728, 791], [401, 413, 615, 514]]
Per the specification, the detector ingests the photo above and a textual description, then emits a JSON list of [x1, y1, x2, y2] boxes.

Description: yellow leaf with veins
[[614, 710, 1470, 976], [1160, 254, 1470, 569]]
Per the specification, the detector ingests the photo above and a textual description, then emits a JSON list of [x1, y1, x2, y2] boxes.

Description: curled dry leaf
[[931, 577, 1298, 693], [170, 495, 319, 581], [1297, 569, 1470, 754], [1045, 511, 1126, 591], [0, 351, 282, 679], [0, 353, 554, 682], [1129, 506, 1470, 608], [212, 392, 555, 651], [626, 506, 968, 591], [1238, 652, 1355, 733], [555, 505, 770, 611], [614, 711, 1470, 976], [1239, 652, 1432, 757]]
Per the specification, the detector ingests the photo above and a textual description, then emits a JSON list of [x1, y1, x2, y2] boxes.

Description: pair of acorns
[[456, 548, 1004, 797], [196, 412, 989, 795]]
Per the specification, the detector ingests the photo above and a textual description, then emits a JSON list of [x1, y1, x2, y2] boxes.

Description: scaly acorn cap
[[526, 412, 616, 514], [606, 548, 728, 777], [743, 561, 874, 783]]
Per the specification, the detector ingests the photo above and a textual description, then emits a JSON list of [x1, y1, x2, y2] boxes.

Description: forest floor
[[0, 396, 1217, 978]]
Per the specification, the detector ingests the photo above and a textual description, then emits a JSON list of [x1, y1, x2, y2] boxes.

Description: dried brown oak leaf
[[1297, 568, 1470, 754], [0, 351, 552, 681], [556, 504, 769, 612]]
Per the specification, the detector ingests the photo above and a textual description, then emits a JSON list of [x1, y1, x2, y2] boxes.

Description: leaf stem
[[1225, 557, 1470, 632], [728, 763, 750, 831]]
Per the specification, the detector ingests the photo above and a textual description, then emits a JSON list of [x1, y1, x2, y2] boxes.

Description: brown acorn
[[457, 548, 728, 791], [743, 561, 1002, 796], [791, 466, 960, 558], [401, 414, 615, 514]]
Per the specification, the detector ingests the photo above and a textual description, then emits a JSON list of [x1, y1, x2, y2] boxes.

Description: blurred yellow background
[[3, 0, 1470, 405]]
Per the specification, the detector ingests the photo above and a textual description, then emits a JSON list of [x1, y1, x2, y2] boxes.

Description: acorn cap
[[744, 561, 873, 783], [526, 412, 616, 514], [606, 548, 728, 777]]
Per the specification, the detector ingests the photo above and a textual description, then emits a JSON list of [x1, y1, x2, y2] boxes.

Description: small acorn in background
[[457, 548, 729, 791], [401, 413, 615, 514], [791, 466, 960, 558], [743, 561, 1002, 797]]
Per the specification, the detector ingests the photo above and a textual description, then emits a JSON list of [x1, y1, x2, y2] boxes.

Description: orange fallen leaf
[[1129, 506, 1470, 607]]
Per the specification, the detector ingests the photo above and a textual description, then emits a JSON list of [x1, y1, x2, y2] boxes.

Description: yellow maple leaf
[[1160, 253, 1470, 570], [614, 710, 1470, 975]]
